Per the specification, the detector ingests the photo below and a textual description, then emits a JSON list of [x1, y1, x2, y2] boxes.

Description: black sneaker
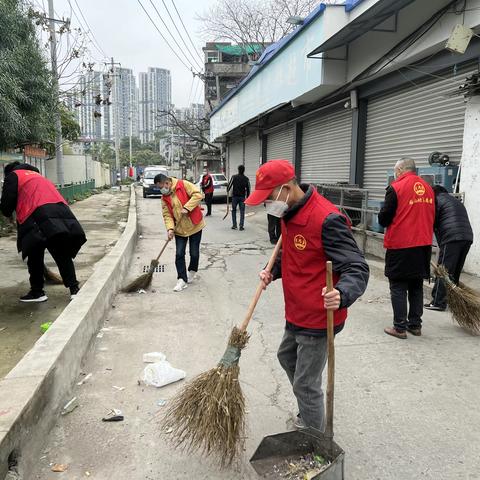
[[240, 226, 245, 231], [70, 285, 80, 300], [424, 303, 446, 312], [231, 225, 237, 230], [20, 291, 48, 303]]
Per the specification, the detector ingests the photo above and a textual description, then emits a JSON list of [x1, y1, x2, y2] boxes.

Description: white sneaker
[[187, 271, 198, 283], [173, 279, 188, 292]]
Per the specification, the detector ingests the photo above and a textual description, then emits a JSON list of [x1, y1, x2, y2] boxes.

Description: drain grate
[[142, 264, 166, 273]]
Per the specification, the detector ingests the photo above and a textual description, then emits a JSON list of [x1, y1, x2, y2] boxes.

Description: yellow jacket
[[161, 178, 205, 237]]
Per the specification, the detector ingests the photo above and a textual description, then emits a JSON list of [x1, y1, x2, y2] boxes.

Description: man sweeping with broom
[[248, 160, 370, 432]]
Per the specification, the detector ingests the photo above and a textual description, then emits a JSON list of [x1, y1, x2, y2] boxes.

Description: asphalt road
[[33, 190, 480, 480]]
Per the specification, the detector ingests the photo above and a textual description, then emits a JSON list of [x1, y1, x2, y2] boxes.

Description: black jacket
[[271, 185, 370, 336], [0, 164, 87, 259], [434, 189, 473, 246], [378, 186, 431, 280], [228, 174, 250, 198]]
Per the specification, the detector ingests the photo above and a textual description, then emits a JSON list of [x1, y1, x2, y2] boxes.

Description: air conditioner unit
[[386, 165, 459, 192]]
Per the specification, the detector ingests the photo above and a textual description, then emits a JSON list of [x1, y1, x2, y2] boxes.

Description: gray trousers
[[277, 329, 328, 431]]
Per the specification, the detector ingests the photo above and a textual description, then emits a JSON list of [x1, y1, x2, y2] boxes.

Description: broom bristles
[[122, 259, 158, 293], [43, 265, 63, 285], [161, 327, 250, 466], [435, 265, 480, 335]]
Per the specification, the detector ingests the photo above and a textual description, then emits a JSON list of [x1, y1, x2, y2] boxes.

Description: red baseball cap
[[245, 160, 295, 206]]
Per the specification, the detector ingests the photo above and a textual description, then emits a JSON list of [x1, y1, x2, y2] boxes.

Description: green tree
[[0, 0, 54, 149], [120, 136, 142, 152]]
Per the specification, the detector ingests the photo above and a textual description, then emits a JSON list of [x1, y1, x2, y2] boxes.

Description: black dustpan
[[250, 262, 345, 479]]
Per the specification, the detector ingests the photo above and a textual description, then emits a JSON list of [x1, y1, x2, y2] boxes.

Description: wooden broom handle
[[325, 261, 335, 439], [239, 236, 283, 332], [155, 238, 171, 262]]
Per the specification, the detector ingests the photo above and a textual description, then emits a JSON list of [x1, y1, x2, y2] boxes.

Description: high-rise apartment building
[[139, 67, 171, 143], [113, 67, 139, 142]]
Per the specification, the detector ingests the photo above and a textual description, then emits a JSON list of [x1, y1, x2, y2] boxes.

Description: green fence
[[57, 180, 95, 202]]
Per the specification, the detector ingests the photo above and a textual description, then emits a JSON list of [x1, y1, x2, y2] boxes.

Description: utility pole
[[107, 57, 122, 181], [129, 113, 133, 174], [47, 0, 64, 186]]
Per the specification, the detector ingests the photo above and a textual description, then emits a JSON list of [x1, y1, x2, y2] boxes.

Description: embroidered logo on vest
[[414, 182, 426, 196], [294, 234, 307, 251]]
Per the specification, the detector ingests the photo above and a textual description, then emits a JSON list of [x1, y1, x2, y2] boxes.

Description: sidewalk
[[0, 189, 130, 378], [32, 196, 480, 480]]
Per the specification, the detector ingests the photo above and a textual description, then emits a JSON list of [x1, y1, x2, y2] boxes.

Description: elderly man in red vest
[[0, 162, 86, 302], [379, 158, 435, 339], [247, 160, 369, 432]]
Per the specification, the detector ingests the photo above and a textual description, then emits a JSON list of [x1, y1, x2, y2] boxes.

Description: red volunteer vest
[[162, 180, 203, 225], [15, 170, 67, 224], [201, 174, 214, 194], [282, 189, 348, 330], [383, 172, 435, 249]]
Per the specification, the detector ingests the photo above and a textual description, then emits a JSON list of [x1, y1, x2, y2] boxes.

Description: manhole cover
[[142, 264, 165, 273]]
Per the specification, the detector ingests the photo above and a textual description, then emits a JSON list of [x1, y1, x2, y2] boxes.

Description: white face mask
[[160, 186, 171, 195], [266, 186, 289, 218]]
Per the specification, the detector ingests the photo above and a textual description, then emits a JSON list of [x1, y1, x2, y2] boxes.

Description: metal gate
[[363, 64, 476, 196], [266, 125, 295, 162], [301, 108, 353, 185], [244, 134, 261, 189]]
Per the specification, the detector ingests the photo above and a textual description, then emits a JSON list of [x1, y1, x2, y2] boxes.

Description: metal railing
[[57, 180, 95, 202], [316, 184, 387, 252]]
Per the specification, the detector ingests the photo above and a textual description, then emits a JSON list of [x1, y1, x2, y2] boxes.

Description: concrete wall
[[46, 155, 111, 187], [460, 96, 480, 274], [0, 187, 137, 479]]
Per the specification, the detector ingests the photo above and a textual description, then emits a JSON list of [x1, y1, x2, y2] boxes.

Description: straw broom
[[161, 237, 283, 466], [43, 265, 63, 284], [432, 262, 480, 335], [123, 239, 171, 293]]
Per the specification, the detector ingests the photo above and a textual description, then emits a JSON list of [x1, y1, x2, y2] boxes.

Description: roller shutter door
[[267, 125, 295, 162], [228, 140, 243, 177], [244, 135, 261, 189], [301, 108, 353, 185], [363, 64, 475, 197]]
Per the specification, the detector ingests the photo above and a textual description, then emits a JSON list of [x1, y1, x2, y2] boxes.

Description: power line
[[137, 0, 194, 72], [148, 0, 201, 73], [159, 0, 203, 70], [67, 0, 108, 60], [170, 0, 203, 65]]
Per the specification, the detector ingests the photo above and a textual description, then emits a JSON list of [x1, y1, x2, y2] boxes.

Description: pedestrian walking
[[154, 174, 205, 292], [227, 165, 250, 231], [201, 169, 214, 216], [0, 162, 86, 302], [247, 160, 369, 431], [267, 213, 281, 245], [378, 158, 435, 339], [426, 185, 473, 311]]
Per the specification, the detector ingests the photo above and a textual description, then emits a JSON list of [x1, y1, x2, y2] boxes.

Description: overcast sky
[[53, 0, 215, 107]]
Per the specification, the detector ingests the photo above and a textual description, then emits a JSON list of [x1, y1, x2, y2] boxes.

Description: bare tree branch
[[159, 110, 220, 151]]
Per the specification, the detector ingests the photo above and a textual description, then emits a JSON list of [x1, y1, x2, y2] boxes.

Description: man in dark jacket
[[426, 185, 473, 311], [248, 160, 369, 432], [0, 162, 86, 302], [378, 158, 435, 339], [227, 165, 250, 231]]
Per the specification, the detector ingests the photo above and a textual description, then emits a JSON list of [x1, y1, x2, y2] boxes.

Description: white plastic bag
[[142, 361, 186, 388], [143, 352, 167, 363]]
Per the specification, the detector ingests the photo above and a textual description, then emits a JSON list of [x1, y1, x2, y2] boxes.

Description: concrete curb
[[0, 186, 137, 479]]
